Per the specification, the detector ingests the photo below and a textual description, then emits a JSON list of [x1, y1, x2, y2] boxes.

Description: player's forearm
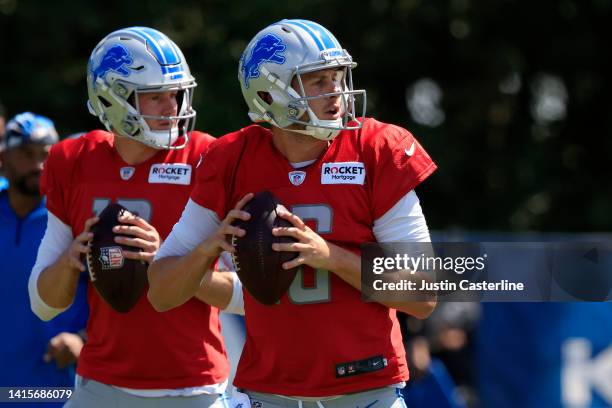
[[327, 243, 436, 318], [147, 245, 217, 312], [37, 254, 81, 309], [374, 269, 437, 318], [325, 243, 363, 290], [195, 271, 234, 309], [386, 299, 437, 319]]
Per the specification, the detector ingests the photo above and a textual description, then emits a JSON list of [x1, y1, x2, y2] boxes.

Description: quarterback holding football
[[29, 27, 240, 407], [150, 19, 437, 408]]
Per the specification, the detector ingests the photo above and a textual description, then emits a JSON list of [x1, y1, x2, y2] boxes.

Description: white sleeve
[[222, 273, 245, 316], [217, 251, 244, 315], [28, 211, 74, 321], [155, 200, 245, 314], [373, 190, 431, 242], [155, 198, 222, 260]]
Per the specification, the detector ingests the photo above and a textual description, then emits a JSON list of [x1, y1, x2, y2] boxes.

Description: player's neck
[[113, 134, 159, 165], [8, 187, 42, 218], [271, 127, 328, 163]]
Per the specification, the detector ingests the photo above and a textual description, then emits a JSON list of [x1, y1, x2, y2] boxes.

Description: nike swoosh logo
[[358, 400, 379, 408], [405, 141, 416, 157]]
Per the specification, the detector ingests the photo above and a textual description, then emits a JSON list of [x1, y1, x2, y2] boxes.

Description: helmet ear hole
[[257, 91, 273, 105], [98, 96, 112, 108], [125, 92, 136, 110]]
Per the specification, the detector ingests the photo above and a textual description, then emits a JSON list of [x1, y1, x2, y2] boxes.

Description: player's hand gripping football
[[63, 216, 99, 272], [271, 210, 332, 271], [196, 193, 253, 259], [112, 211, 160, 264]]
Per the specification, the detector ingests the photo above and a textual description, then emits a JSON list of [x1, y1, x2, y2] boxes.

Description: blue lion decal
[[241, 34, 286, 88], [92, 44, 134, 86]]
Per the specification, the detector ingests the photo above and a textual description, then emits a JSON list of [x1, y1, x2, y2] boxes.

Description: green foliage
[[1, 0, 610, 231]]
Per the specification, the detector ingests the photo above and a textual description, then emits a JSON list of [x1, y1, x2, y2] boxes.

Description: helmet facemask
[[286, 62, 366, 140], [126, 84, 196, 149]]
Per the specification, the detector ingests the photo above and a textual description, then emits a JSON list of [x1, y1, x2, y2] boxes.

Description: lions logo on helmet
[[241, 34, 286, 88], [91, 45, 134, 87]]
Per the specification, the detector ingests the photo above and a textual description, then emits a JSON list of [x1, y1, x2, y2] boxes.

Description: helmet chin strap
[[142, 127, 179, 149], [285, 108, 344, 141], [287, 124, 340, 141]]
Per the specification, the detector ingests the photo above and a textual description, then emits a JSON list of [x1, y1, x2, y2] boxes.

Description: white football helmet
[[87, 27, 196, 149], [238, 19, 366, 140]]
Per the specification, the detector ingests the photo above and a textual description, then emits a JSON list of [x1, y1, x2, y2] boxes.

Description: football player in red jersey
[[28, 27, 241, 407], [149, 19, 437, 407]]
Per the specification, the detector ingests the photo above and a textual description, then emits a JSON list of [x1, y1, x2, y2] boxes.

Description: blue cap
[[4, 112, 59, 150]]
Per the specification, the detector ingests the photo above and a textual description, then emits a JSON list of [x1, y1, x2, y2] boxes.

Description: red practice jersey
[[41, 130, 229, 389], [191, 118, 437, 396]]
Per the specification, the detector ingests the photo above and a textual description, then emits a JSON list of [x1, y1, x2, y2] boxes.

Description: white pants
[[64, 377, 232, 408], [240, 386, 407, 408]]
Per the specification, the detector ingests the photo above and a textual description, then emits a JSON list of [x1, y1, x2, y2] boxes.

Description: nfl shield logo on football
[[337, 366, 346, 376], [99, 246, 124, 269], [120, 166, 135, 180], [288, 170, 306, 186]]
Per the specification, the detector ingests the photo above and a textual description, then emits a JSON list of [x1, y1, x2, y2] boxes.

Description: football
[[85, 203, 148, 313], [231, 191, 299, 305]]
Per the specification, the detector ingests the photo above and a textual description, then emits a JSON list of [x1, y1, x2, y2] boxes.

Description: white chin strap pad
[[143, 128, 179, 149], [285, 109, 343, 141], [287, 126, 340, 141]]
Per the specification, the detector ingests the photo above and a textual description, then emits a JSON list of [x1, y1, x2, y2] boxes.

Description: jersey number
[[287, 205, 333, 304]]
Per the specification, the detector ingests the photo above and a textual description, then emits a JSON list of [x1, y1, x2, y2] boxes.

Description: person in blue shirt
[[0, 112, 88, 405]]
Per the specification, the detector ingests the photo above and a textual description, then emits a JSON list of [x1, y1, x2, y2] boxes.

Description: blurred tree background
[[1, 0, 610, 232]]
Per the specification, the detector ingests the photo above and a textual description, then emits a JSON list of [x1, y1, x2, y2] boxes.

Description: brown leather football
[[85, 203, 147, 313], [231, 191, 299, 305]]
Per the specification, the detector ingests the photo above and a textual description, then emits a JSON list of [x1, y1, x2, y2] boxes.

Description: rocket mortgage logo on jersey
[[321, 162, 366, 185], [148, 164, 192, 185]]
